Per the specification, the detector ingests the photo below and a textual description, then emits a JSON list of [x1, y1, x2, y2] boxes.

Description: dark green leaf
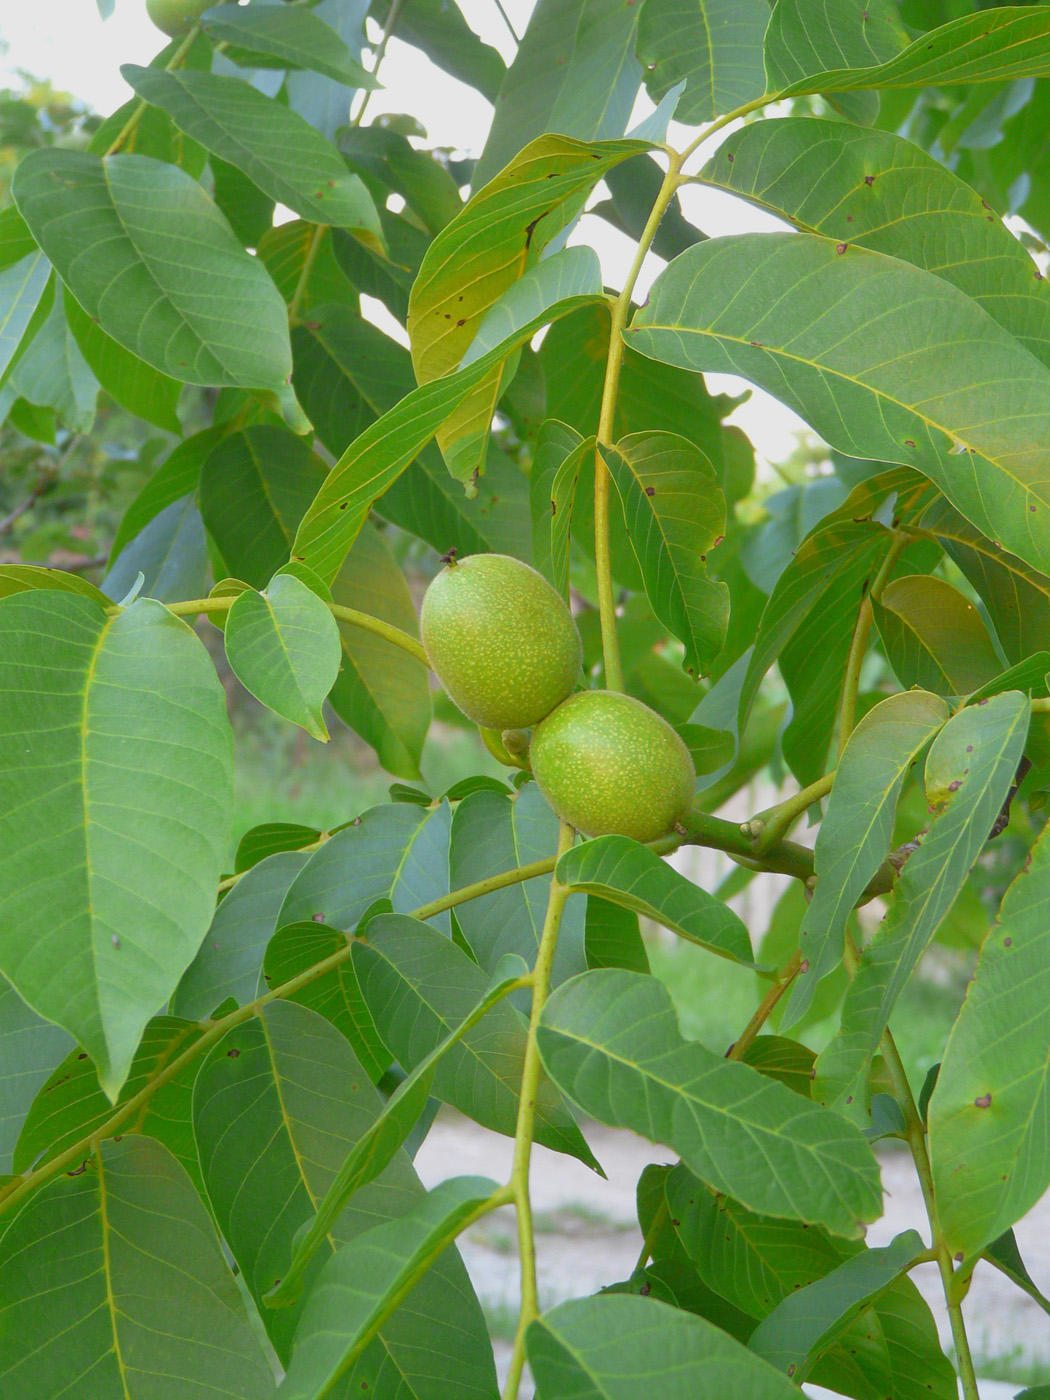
[[874, 574, 1003, 695], [370, 0, 506, 102], [292, 292, 599, 583], [629, 233, 1050, 577], [637, 0, 769, 123], [13, 1017, 205, 1193], [278, 801, 450, 933], [739, 1036, 816, 1097], [585, 895, 649, 974], [262, 921, 390, 1082], [123, 66, 382, 246], [0, 594, 232, 1098], [557, 835, 755, 966], [174, 850, 310, 1019], [235, 822, 321, 873], [258, 221, 357, 313], [275, 1176, 499, 1398], [698, 117, 1050, 369], [602, 431, 728, 676], [225, 573, 341, 740], [929, 817, 1050, 1256], [0, 979, 72, 1175], [326, 520, 432, 779], [474, 0, 643, 189], [192, 1000, 492, 1375], [200, 425, 327, 589], [530, 419, 590, 597], [0, 1136, 272, 1399], [527, 1293, 801, 1399], [354, 914, 600, 1168], [539, 969, 882, 1236], [815, 691, 1030, 1115], [13, 150, 291, 390], [200, 2, 378, 88], [212, 155, 275, 247], [449, 785, 586, 984], [747, 1230, 925, 1380], [785, 690, 949, 1028]]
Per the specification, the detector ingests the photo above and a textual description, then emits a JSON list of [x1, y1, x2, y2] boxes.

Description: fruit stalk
[[502, 820, 576, 1400]]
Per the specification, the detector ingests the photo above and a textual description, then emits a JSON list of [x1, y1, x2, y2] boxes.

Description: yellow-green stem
[[835, 533, 909, 757], [751, 772, 836, 854], [163, 595, 430, 668], [593, 155, 684, 693], [352, 0, 404, 127], [503, 820, 575, 1400], [105, 25, 201, 156], [287, 223, 327, 326], [726, 951, 802, 1059], [842, 938, 979, 1400]]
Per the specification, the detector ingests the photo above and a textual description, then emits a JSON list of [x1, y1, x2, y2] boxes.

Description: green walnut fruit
[[421, 553, 582, 731], [146, 0, 210, 37], [530, 690, 694, 843]]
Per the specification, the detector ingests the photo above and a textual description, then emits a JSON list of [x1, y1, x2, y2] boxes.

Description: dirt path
[[413, 1112, 1050, 1398]]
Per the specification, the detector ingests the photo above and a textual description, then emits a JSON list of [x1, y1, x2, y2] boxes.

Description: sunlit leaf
[[874, 574, 1002, 696], [0, 594, 232, 1098], [539, 969, 882, 1236]]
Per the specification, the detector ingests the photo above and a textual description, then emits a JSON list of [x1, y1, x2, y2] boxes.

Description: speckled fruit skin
[[530, 690, 695, 843], [420, 554, 582, 731], [146, 0, 211, 37]]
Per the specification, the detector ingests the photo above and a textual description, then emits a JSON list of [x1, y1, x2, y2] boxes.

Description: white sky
[[0, 0, 807, 469]]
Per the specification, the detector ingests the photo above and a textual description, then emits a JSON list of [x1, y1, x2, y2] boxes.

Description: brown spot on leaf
[[644, 486, 656, 497], [227, 1048, 240, 1059], [836, 243, 849, 254], [974, 1093, 992, 1109]]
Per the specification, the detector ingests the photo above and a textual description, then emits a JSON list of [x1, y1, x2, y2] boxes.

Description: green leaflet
[[200, 2, 378, 89], [0, 1136, 273, 1400], [225, 574, 341, 741], [530, 419, 591, 598], [0, 980, 72, 1174], [929, 819, 1050, 1257], [192, 999, 493, 1379], [450, 784, 586, 984], [266, 960, 527, 1308], [697, 117, 1050, 369], [527, 1293, 800, 1399], [291, 304, 531, 559], [278, 801, 450, 932], [102, 494, 208, 606], [538, 969, 882, 1237], [775, 5, 1050, 98], [637, 0, 768, 123], [174, 849, 311, 1019], [64, 287, 182, 432], [13, 1016, 205, 1194], [628, 233, 1050, 578], [473, 0, 643, 189], [784, 690, 950, 1028], [601, 431, 728, 676], [292, 292, 600, 583], [0, 593, 232, 1099], [262, 922, 390, 1083], [556, 835, 754, 966], [123, 67, 382, 247], [0, 250, 51, 385], [275, 1176, 500, 1399], [13, 150, 291, 390], [408, 131, 642, 478], [874, 574, 1003, 696], [765, 0, 909, 123], [354, 914, 601, 1169], [814, 691, 1030, 1116], [747, 1229, 925, 1380]]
